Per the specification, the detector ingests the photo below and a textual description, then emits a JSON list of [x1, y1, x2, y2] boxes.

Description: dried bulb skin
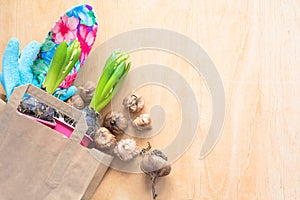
[[140, 149, 171, 177], [114, 138, 139, 161], [93, 127, 117, 151], [133, 114, 152, 131], [103, 111, 128, 135], [70, 94, 85, 110], [78, 81, 96, 103], [123, 94, 145, 113]]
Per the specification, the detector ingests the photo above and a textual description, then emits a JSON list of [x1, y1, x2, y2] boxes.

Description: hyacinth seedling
[[89, 50, 131, 113], [43, 40, 81, 94]]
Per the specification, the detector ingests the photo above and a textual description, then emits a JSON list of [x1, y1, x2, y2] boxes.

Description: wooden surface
[[0, 0, 299, 199]]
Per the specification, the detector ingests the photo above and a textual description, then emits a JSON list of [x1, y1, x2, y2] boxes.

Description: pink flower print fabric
[[52, 14, 79, 44], [77, 25, 98, 63]]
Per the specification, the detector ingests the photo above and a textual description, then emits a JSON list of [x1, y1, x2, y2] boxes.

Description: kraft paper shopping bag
[[0, 84, 113, 200]]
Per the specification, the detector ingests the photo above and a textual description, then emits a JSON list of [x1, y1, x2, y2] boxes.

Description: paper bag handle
[[7, 84, 87, 142]]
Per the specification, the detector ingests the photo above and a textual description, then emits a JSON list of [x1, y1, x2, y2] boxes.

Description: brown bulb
[[103, 111, 128, 135], [140, 149, 171, 177], [123, 94, 144, 113], [133, 114, 152, 131], [140, 149, 171, 199], [93, 127, 117, 152], [114, 138, 139, 161], [70, 94, 85, 110], [78, 81, 96, 104]]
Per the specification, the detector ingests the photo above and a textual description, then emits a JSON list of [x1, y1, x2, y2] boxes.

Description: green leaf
[[96, 51, 128, 96], [43, 41, 67, 94], [90, 51, 117, 108], [99, 61, 125, 99], [95, 62, 131, 112], [54, 41, 81, 90], [115, 53, 129, 66], [103, 51, 117, 71]]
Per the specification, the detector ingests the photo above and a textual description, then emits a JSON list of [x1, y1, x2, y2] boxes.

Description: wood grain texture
[[0, 0, 299, 199]]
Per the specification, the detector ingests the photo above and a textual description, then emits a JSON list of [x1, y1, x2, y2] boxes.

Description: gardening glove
[[31, 4, 98, 90], [53, 85, 78, 101], [0, 38, 40, 100]]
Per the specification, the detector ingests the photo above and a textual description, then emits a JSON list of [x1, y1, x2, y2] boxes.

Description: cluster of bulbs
[[70, 81, 171, 200]]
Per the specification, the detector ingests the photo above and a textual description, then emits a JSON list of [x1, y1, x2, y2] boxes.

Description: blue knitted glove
[[0, 38, 40, 100], [53, 86, 78, 101]]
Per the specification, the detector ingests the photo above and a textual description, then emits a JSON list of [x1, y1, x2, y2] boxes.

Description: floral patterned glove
[[31, 4, 98, 91]]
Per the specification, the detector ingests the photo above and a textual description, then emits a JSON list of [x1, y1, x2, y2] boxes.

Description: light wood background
[[0, 0, 299, 199]]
